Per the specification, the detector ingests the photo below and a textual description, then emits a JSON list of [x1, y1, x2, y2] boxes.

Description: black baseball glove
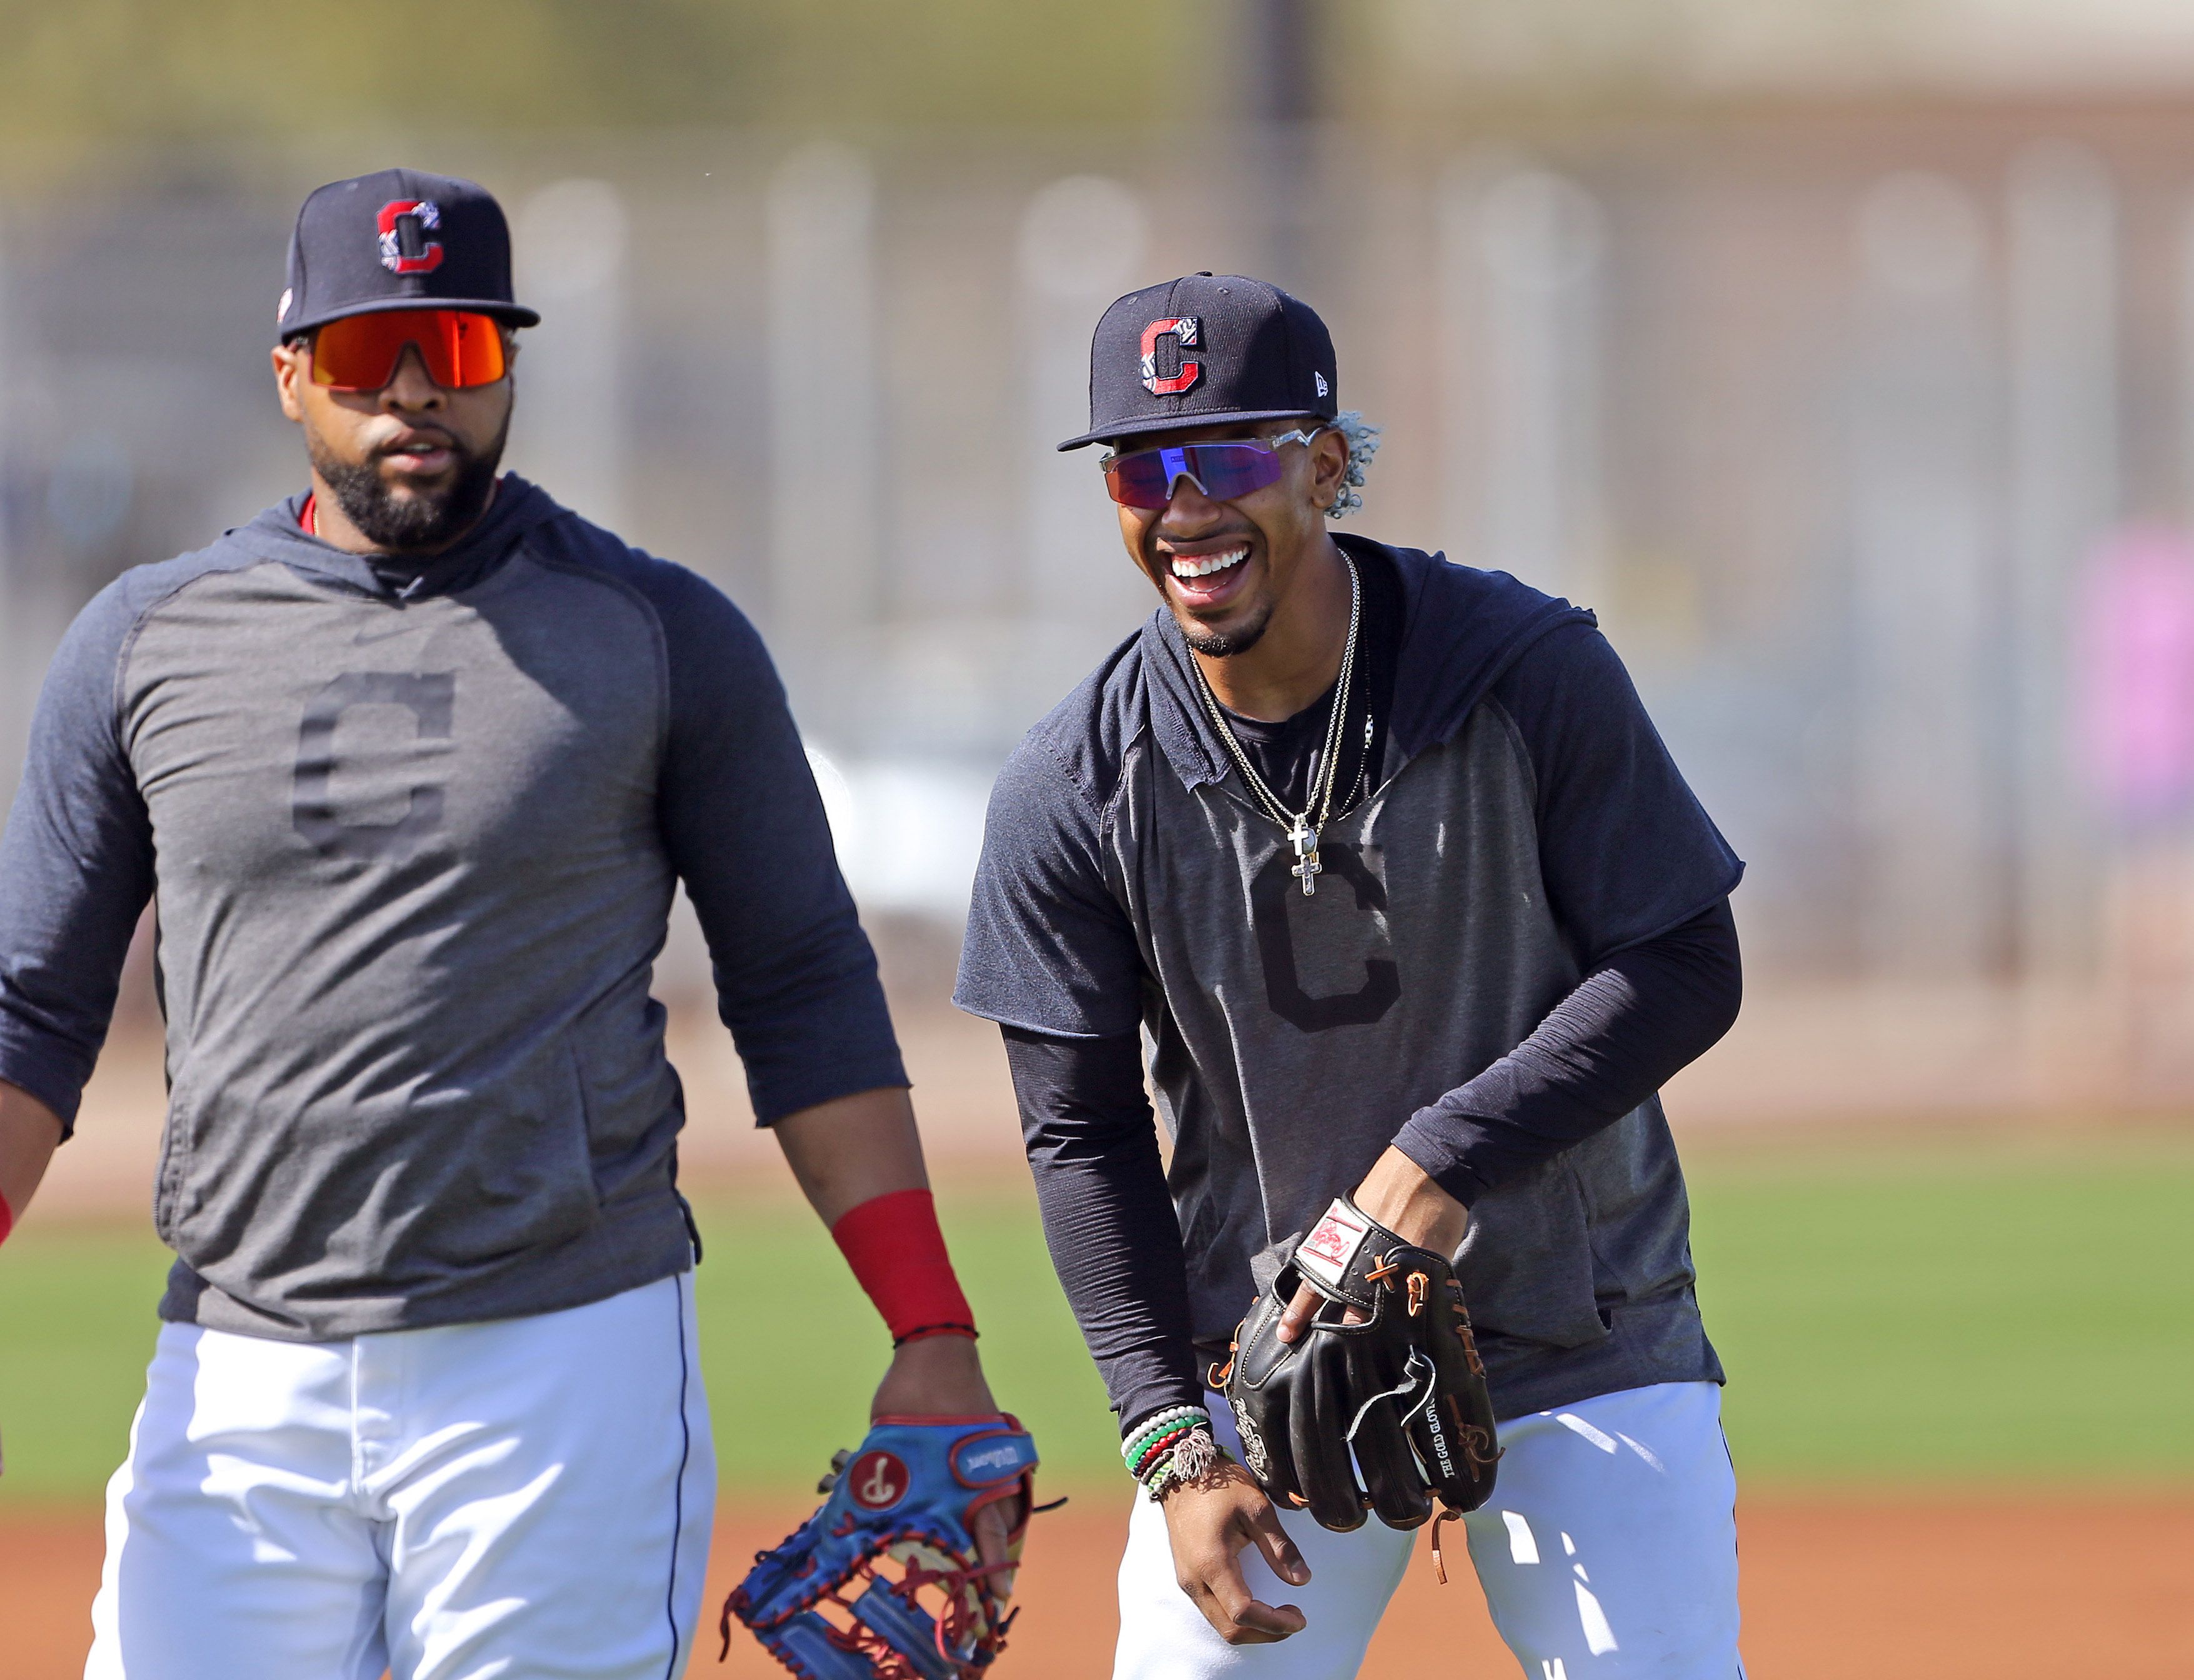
[[1221, 1195, 1500, 1534]]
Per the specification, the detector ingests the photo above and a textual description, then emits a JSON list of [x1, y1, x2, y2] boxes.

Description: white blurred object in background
[[513, 179, 631, 532], [767, 144, 881, 739], [2007, 140, 2120, 981], [1440, 161, 1608, 611], [1848, 170, 1993, 980], [807, 746, 992, 922], [1017, 174, 1155, 654]]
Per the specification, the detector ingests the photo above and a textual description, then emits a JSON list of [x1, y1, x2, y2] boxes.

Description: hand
[[1158, 1458, 1312, 1644], [871, 1334, 1017, 1571], [1277, 1147, 1469, 1346]]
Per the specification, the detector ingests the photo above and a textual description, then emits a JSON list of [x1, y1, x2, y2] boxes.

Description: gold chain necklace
[[1189, 555, 1361, 897]]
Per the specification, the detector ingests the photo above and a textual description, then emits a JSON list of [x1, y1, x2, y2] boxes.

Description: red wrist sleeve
[[830, 1188, 976, 1346], [0, 1192, 14, 1248]]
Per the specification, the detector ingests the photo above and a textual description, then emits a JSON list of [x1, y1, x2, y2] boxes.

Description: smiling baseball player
[[0, 168, 1016, 1679], [956, 274, 1749, 1676]]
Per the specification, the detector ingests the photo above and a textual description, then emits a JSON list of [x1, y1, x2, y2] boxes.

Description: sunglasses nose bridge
[[311, 310, 507, 393], [1163, 467, 1213, 504], [1158, 447, 1232, 512], [383, 341, 446, 399]]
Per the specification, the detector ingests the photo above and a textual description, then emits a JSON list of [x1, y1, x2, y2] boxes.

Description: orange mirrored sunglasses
[[309, 309, 509, 392]]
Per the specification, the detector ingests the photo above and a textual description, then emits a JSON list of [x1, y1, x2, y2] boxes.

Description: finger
[[1245, 1500, 1311, 1588], [1225, 1596, 1308, 1643], [1293, 1344, 1368, 1532], [1276, 1280, 1321, 1345], [973, 1499, 1012, 1573], [1200, 1551, 1307, 1643]]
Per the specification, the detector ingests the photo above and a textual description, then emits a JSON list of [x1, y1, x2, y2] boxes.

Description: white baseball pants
[[1115, 1381, 1744, 1679], [85, 1272, 716, 1680]]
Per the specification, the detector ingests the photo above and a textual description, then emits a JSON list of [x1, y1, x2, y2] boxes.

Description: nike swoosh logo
[[352, 621, 424, 646]]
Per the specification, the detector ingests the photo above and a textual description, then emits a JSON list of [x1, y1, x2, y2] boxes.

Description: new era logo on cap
[[1061, 272, 1340, 451]]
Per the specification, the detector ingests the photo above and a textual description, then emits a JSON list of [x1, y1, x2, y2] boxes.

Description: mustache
[[369, 429, 463, 460]]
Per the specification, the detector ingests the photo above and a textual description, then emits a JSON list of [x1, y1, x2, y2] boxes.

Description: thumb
[[1244, 1498, 1311, 1589]]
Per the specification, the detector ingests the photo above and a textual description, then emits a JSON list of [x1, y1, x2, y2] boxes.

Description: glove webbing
[[718, 1540, 1021, 1676], [1343, 1346, 1439, 1446]]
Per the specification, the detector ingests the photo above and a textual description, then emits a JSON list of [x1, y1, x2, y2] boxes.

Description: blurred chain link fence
[[7, 116, 2194, 1111]]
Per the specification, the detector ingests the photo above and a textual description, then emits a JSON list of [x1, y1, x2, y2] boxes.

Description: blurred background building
[[8, 0, 2194, 1152]]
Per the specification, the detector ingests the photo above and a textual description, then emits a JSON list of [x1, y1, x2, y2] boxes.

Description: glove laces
[[1343, 1347, 1440, 1445]]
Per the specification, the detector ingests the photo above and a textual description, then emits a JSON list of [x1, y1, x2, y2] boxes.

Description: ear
[[1307, 427, 1350, 513], [272, 341, 307, 423]]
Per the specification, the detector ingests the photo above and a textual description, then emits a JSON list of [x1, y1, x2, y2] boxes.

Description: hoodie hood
[[223, 473, 569, 601], [1138, 533, 1594, 789], [1371, 536, 1594, 760]]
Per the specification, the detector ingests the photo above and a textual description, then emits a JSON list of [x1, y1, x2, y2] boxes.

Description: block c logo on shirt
[[378, 200, 444, 275], [293, 671, 456, 863], [1251, 840, 1401, 1032]]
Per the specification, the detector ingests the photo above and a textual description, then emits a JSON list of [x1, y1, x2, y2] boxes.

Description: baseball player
[[956, 274, 1748, 1676], [0, 169, 1013, 1679]]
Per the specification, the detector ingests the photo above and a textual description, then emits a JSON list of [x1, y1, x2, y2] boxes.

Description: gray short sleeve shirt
[[957, 540, 1742, 1417], [0, 477, 903, 1339]]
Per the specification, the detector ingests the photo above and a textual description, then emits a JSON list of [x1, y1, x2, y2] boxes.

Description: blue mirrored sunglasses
[[1101, 427, 1326, 509]]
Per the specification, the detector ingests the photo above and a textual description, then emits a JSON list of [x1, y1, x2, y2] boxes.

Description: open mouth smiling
[[1170, 545, 1248, 580]]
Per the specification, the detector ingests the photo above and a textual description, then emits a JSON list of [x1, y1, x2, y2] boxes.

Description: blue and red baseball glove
[[722, 1414, 1040, 1679]]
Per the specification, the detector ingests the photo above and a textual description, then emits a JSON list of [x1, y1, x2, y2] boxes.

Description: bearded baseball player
[[0, 169, 1024, 1679], [955, 274, 1748, 1677]]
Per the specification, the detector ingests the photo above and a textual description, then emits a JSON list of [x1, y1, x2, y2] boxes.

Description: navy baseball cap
[[1058, 272, 1338, 451], [276, 168, 540, 343]]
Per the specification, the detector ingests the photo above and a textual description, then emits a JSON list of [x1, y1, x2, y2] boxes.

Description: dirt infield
[[5, 1494, 2189, 1677]]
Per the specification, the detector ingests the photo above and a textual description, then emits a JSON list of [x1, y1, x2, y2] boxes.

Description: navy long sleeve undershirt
[[1001, 897, 1741, 1435], [1390, 898, 1741, 1204], [1001, 1025, 1205, 1437]]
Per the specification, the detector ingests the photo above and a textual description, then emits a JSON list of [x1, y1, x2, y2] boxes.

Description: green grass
[[1691, 1140, 2194, 1484], [0, 1188, 1125, 1507], [4, 1139, 2191, 1506], [694, 1186, 1122, 1494], [0, 1221, 175, 1505]]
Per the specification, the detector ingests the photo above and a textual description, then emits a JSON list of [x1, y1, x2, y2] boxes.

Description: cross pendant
[[1290, 825, 1323, 896]]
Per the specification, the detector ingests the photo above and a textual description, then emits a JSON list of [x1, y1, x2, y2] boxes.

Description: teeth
[[1171, 548, 1248, 580]]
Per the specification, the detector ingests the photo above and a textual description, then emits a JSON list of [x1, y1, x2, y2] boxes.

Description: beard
[[1180, 601, 1275, 659], [308, 414, 509, 553], [1148, 537, 1276, 658]]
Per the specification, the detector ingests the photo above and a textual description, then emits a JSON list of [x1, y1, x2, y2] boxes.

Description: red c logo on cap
[[1140, 317, 1202, 396], [378, 201, 445, 276]]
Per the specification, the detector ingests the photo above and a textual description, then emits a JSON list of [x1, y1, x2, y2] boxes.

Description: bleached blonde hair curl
[[1325, 411, 1380, 519]]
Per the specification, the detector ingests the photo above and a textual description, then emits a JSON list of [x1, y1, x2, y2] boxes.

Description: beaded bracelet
[[1123, 1416, 1201, 1470], [1120, 1406, 1210, 1474], [1123, 1403, 1211, 1456], [1141, 1428, 1228, 1501], [1123, 1404, 1205, 1440], [1127, 1426, 1196, 1480]]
